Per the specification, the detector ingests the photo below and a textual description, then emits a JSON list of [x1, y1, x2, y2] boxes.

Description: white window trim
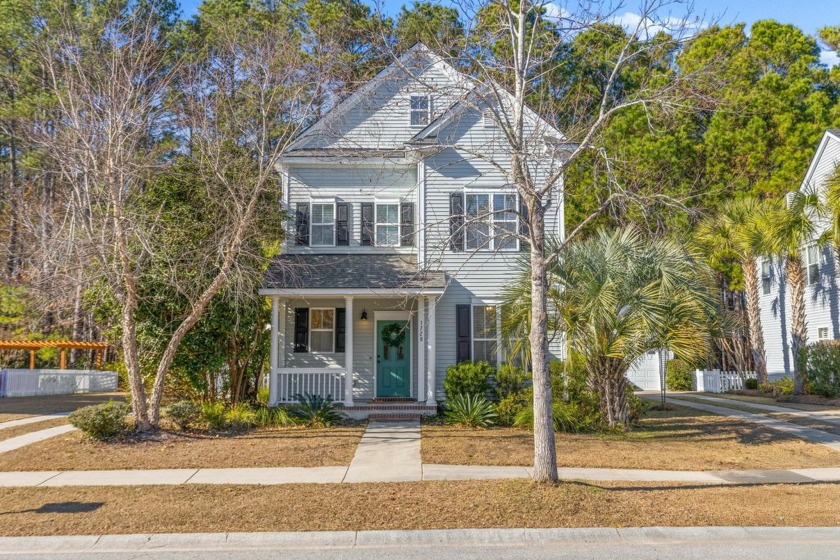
[[374, 200, 401, 248], [464, 190, 519, 252], [309, 307, 336, 354], [818, 326, 830, 340], [761, 258, 771, 295], [409, 94, 431, 127], [803, 244, 820, 286], [310, 201, 336, 247], [472, 303, 500, 365]]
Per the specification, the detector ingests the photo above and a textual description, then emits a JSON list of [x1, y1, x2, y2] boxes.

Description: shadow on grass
[[1, 502, 104, 515], [567, 479, 840, 492], [0, 394, 126, 418]]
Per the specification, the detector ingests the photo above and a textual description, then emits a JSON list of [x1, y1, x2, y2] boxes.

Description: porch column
[[344, 296, 354, 406], [426, 296, 437, 406], [269, 296, 279, 405], [417, 297, 425, 403]]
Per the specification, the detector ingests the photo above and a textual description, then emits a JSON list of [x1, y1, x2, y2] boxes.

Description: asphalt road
[[2, 528, 839, 560]]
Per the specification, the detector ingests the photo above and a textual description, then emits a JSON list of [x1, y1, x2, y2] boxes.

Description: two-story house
[[257, 44, 565, 417], [759, 129, 840, 378]]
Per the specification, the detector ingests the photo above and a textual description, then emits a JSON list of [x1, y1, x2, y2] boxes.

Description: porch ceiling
[[260, 254, 447, 294]]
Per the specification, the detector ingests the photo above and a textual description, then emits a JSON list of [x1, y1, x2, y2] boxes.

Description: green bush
[[513, 400, 601, 433], [549, 355, 590, 401], [256, 386, 270, 406], [201, 401, 227, 431], [665, 359, 693, 391], [771, 376, 795, 397], [224, 403, 258, 431], [444, 361, 494, 400], [289, 393, 343, 428], [797, 341, 840, 398], [494, 364, 530, 399], [626, 387, 651, 424], [494, 389, 531, 426], [166, 400, 201, 430], [68, 401, 131, 440], [255, 406, 293, 428], [444, 394, 497, 428], [744, 378, 759, 390]]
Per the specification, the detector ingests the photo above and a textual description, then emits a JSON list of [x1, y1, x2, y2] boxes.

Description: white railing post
[[417, 297, 425, 403], [426, 295, 437, 406], [344, 296, 354, 406], [269, 296, 279, 405]]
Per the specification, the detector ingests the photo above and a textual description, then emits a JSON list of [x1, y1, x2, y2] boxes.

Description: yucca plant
[[289, 393, 343, 428], [444, 393, 497, 428]]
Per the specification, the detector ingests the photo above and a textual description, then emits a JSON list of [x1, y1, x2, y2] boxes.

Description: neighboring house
[[759, 129, 840, 378], [258, 43, 565, 416]]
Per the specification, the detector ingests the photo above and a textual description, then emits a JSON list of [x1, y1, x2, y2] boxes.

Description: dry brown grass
[[2, 480, 840, 535], [422, 406, 840, 470], [0, 426, 365, 471], [0, 418, 69, 442], [0, 393, 125, 422], [706, 392, 840, 411]]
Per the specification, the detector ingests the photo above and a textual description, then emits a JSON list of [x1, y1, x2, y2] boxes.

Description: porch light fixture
[[360, 309, 368, 321]]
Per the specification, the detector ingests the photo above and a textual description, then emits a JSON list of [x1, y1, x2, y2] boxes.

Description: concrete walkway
[[0, 425, 76, 454], [343, 420, 421, 482], [0, 412, 70, 431], [675, 394, 840, 425]]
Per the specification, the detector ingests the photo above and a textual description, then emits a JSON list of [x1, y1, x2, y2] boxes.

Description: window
[[761, 259, 771, 295], [310, 203, 335, 247], [465, 192, 518, 251], [818, 327, 830, 340], [803, 244, 820, 286], [483, 109, 495, 128], [375, 203, 400, 246], [472, 305, 498, 365], [309, 308, 335, 353], [410, 95, 430, 126]]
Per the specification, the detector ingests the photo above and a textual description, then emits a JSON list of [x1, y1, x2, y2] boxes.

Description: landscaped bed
[[0, 425, 365, 471], [422, 405, 840, 470], [3, 480, 840, 536], [0, 393, 126, 423]]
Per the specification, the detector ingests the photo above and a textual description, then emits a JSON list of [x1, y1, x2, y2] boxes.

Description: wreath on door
[[381, 323, 406, 348]]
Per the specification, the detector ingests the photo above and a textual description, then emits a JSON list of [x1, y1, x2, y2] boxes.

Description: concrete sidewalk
[[343, 420, 421, 482], [0, 413, 70, 431], [0, 425, 76, 455], [674, 394, 840, 425]]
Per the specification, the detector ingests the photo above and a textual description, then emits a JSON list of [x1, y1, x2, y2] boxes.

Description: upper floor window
[[410, 95, 430, 126], [375, 202, 400, 247], [311, 202, 335, 247], [472, 305, 498, 365], [803, 244, 820, 286], [465, 192, 518, 251], [310, 308, 335, 353], [761, 259, 771, 295]]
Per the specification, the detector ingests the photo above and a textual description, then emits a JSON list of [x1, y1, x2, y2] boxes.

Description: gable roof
[[799, 129, 840, 192]]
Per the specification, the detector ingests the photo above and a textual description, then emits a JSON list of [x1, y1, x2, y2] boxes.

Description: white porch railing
[[694, 369, 757, 393], [0, 369, 119, 398], [271, 368, 345, 404]]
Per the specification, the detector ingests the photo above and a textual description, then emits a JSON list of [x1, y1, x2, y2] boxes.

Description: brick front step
[[338, 403, 438, 420], [368, 413, 424, 422]]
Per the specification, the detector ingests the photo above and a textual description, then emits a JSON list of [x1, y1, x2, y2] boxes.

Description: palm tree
[[765, 192, 826, 395], [695, 198, 774, 384], [506, 226, 720, 428], [823, 170, 840, 276]]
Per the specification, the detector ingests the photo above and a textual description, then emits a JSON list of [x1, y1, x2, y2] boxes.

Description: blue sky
[[177, 0, 837, 63]]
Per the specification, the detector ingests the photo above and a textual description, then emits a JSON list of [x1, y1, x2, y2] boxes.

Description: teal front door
[[376, 320, 411, 397]]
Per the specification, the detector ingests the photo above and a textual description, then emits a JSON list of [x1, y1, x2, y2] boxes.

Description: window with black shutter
[[336, 203, 350, 246], [456, 304, 471, 363], [519, 198, 529, 252], [361, 202, 374, 246], [294, 308, 309, 352], [295, 203, 309, 246], [400, 202, 415, 246], [449, 193, 464, 252], [335, 308, 346, 352]]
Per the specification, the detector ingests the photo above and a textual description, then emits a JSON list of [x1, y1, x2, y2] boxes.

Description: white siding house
[[759, 129, 840, 378], [258, 44, 566, 414]]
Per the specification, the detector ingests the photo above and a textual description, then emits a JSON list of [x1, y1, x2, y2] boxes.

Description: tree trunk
[[742, 259, 767, 384], [786, 255, 807, 395], [594, 363, 630, 428]]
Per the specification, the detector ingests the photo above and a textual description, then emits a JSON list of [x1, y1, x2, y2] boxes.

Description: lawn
[[0, 393, 125, 423], [422, 406, 840, 470], [2, 480, 840, 535], [693, 392, 840, 411], [0, 425, 365, 471]]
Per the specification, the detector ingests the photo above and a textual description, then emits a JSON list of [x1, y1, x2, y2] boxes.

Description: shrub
[[68, 401, 131, 440], [494, 364, 530, 399], [744, 378, 759, 390], [797, 341, 840, 398], [513, 400, 601, 433], [444, 361, 494, 400], [256, 386, 270, 406], [289, 393, 343, 428], [255, 406, 293, 428], [224, 403, 258, 431], [166, 400, 201, 430], [494, 389, 531, 426], [771, 376, 795, 398], [665, 359, 693, 391], [201, 401, 228, 431], [626, 387, 651, 424], [444, 394, 497, 428], [549, 355, 589, 401]]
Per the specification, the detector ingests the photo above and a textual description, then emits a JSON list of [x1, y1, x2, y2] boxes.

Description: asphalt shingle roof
[[262, 254, 447, 291]]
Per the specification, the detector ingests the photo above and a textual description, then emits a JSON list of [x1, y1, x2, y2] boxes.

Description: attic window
[[410, 95, 430, 126], [483, 109, 495, 127]]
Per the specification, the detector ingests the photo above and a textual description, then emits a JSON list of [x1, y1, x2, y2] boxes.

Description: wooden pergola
[[0, 340, 109, 370]]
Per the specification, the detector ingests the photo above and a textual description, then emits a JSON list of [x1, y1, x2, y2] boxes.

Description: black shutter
[[400, 202, 415, 246], [361, 202, 374, 246], [335, 307, 346, 352], [295, 203, 309, 246], [456, 304, 471, 363], [519, 198, 529, 252], [336, 203, 350, 246], [449, 193, 464, 252], [294, 308, 309, 353]]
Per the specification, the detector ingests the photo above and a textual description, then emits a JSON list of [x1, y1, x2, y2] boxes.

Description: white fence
[[694, 369, 757, 393], [271, 368, 345, 404], [0, 369, 119, 398]]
